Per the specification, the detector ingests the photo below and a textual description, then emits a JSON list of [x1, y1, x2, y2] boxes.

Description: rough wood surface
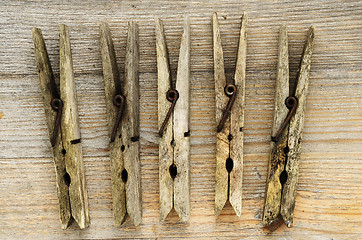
[[1, 0, 362, 239], [213, 12, 246, 217], [155, 17, 174, 221], [99, 22, 142, 226], [172, 17, 191, 222], [213, 12, 230, 216], [99, 22, 126, 226], [32, 27, 71, 229], [156, 17, 191, 222], [229, 13, 247, 217], [281, 26, 315, 226], [262, 24, 290, 227], [59, 24, 90, 229]]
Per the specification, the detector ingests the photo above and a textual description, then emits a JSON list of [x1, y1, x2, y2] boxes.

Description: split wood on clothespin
[[99, 22, 142, 226], [156, 17, 191, 221], [212, 12, 247, 217], [32, 25, 90, 229], [263, 25, 315, 229]]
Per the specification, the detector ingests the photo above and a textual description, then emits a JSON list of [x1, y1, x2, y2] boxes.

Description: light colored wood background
[[0, 0, 361, 239]]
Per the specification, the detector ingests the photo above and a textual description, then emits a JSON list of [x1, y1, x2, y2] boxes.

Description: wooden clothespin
[[155, 17, 191, 221], [99, 22, 142, 226], [212, 12, 247, 217], [32, 25, 90, 229], [263, 25, 315, 229]]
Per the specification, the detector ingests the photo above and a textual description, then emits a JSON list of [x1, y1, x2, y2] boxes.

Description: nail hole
[[61, 149, 66, 155], [119, 133, 122, 139], [228, 134, 233, 141], [184, 130, 190, 137], [284, 146, 289, 155], [170, 140, 175, 147], [169, 164, 177, 179], [131, 136, 139, 142], [64, 172, 71, 186], [280, 170, 288, 185], [239, 127, 243, 132], [121, 169, 128, 183], [121, 145, 125, 152], [226, 158, 233, 173]]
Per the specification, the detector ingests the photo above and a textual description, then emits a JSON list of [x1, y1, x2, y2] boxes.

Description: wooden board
[[0, 0, 361, 239]]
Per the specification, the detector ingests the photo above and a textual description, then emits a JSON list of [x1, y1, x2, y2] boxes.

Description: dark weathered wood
[[263, 25, 315, 229], [100, 22, 142, 226], [99, 22, 126, 226], [262, 25, 290, 227], [122, 21, 142, 226], [59, 24, 90, 229], [155, 17, 174, 221], [281, 26, 315, 227], [32, 27, 71, 229]]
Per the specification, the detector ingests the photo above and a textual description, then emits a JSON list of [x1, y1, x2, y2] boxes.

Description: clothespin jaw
[[156, 17, 191, 222], [263, 25, 315, 229], [99, 22, 142, 227], [213, 12, 247, 217], [32, 25, 90, 229]]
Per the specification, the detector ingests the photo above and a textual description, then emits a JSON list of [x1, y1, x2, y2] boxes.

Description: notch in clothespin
[[32, 25, 90, 229], [99, 22, 142, 226], [212, 12, 247, 217], [155, 17, 191, 221], [263, 25, 315, 229]]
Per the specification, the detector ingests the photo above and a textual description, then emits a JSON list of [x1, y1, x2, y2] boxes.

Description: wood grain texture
[[172, 16, 191, 222], [155, 17, 174, 221], [213, 12, 247, 217], [0, 0, 362, 239], [281, 26, 315, 226], [59, 24, 90, 229], [229, 12, 247, 217], [99, 21, 142, 226], [262, 24, 290, 227], [156, 17, 191, 222], [32, 27, 72, 229]]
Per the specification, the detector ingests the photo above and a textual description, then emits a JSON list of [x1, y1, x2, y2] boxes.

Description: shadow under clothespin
[[263, 24, 315, 231], [32, 25, 90, 229], [99, 22, 142, 227], [212, 12, 247, 217], [156, 16, 191, 222]]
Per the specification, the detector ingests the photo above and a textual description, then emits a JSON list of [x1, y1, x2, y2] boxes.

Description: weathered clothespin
[[155, 17, 190, 221], [99, 22, 141, 226], [212, 12, 247, 217], [263, 25, 315, 229], [32, 25, 90, 229]]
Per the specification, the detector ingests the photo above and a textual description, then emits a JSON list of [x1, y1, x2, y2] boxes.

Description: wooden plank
[[213, 12, 230, 216], [262, 24, 290, 227], [281, 26, 315, 226], [173, 16, 191, 222], [32, 27, 71, 229], [99, 21, 142, 226], [59, 24, 90, 229], [229, 13, 247, 217], [155, 17, 174, 221], [122, 21, 142, 226], [99, 22, 127, 226]]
